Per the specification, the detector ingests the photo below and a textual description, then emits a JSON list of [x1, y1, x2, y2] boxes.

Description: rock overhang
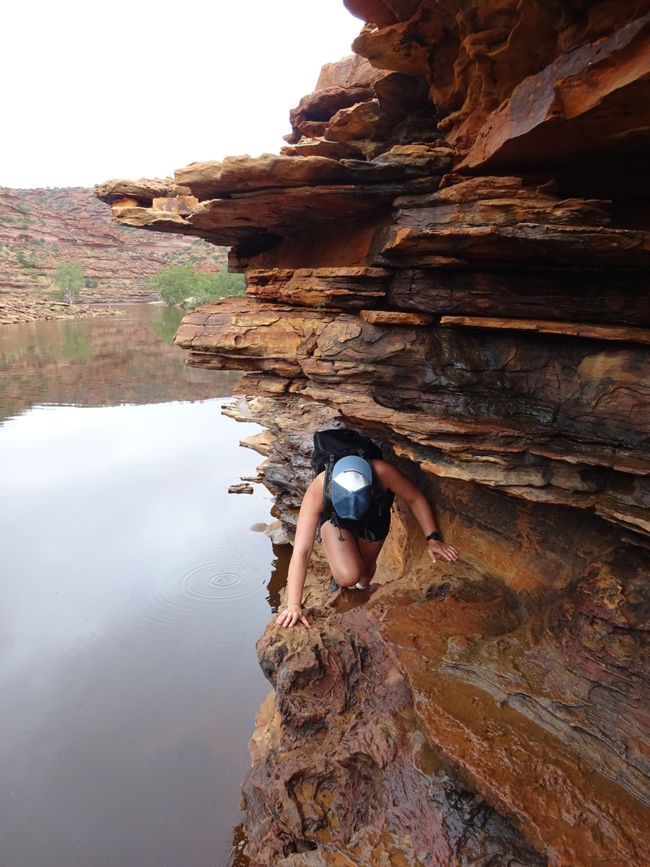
[[96, 3, 650, 863]]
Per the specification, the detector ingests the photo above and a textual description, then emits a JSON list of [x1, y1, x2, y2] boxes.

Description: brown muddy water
[[0, 306, 283, 867]]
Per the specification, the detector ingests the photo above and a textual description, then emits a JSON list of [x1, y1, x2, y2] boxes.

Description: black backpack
[[312, 428, 385, 541], [311, 427, 382, 476]]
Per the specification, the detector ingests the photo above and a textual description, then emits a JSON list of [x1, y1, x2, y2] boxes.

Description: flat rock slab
[[228, 483, 254, 494], [247, 267, 390, 309], [186, 185, 396, 238], [360, 309, 434, 325], [173, 151, 448, 200], [441, 315, 650, 344], [381, 222, 650, 266]]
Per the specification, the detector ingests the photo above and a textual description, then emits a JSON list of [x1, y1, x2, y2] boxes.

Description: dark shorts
[[320, 510, 391, 543]]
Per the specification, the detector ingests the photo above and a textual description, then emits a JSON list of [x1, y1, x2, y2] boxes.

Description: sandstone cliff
[[99, 2, 650, 864], [0, 187, 227, 324]]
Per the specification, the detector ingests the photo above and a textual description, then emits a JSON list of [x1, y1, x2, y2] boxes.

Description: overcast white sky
[[2, 1, 363, 189]]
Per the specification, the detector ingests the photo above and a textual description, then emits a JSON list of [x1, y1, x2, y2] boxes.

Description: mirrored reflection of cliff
[[0, 306, 240, 423]]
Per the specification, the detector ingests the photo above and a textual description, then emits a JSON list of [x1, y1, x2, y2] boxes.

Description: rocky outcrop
[[245, 605, 547, 866], [0, 187, 227, 324], [226, 393, 649, 866], [346, 0, 650, 165], [100, 2, 650, 864]]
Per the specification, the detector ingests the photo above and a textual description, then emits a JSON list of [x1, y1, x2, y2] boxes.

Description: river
[[0, 305, 282, 867]]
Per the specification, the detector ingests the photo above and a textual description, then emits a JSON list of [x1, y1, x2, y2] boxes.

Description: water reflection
[[148, 304, 191, 345], [0, 308, 286, 867], [0, 305, 240, 423], [266, 543, 292, 613], [229, 824, 250, 867]]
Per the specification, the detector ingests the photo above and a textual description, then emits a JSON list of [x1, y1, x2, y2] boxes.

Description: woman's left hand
[[275, 603, 311, 629], [427, 539, 459, 564]]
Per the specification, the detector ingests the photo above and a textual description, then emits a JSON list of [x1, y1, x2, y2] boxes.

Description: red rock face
[[348, 0, 650, 164], [245, 605, 547, 866], [99, 3, 650, 863]]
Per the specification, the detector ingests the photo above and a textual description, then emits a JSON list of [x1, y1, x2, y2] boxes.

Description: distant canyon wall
[[99, 2, 650, 864], [0, 187, 227, 323]]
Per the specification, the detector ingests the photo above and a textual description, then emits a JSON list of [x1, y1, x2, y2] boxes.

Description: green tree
[[149, 264, 246, 308], [149, 264, 194, 306], [53, 261, 85, 305], [207, 269, 246, 299]]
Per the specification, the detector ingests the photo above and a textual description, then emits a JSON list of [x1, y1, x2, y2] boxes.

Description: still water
[[0, 306, 281, 867]]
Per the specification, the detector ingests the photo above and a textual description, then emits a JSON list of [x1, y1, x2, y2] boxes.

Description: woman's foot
[[330, 578, 370, 592]]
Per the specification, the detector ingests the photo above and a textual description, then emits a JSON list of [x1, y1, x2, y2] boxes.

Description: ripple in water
[[104, 548, 270, 663], [153, 550, 265, 619], [175, 558, 263, 604], [145, 551, 266, 645]]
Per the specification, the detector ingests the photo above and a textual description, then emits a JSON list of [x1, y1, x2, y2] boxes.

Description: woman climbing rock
[[275, 428, 459, 629]]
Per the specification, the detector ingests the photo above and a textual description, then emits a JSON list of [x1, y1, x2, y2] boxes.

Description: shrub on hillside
[[52, 261, 85, 304]]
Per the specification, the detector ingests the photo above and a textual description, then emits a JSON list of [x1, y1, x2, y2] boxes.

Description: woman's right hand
[[275, 604, 311, 629]]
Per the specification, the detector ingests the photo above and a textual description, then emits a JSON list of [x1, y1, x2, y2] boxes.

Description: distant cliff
[[0, 187, 226, 323]]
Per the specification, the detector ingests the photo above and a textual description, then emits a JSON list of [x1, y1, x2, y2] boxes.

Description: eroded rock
[[99, 2, 650, 863], [244, 605, 548, 866]]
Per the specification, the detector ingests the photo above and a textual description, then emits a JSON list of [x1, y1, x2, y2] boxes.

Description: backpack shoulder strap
[[315, 456, 336, 543], [363, 462, 392, 521]]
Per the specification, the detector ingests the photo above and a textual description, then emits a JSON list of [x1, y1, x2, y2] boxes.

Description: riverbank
[[0, 187, 228, 318], [0, 293, 125, 325]]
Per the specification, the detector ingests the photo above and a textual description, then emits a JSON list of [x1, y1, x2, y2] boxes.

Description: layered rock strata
[[100, 2, 650, 864]]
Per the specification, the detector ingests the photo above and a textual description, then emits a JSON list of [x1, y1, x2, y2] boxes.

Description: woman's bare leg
[[321, 522, 385, 588], [321, 522, 364, 586], [356, 536, 385, 587]]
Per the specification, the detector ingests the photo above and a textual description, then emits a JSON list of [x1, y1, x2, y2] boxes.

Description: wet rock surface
[[245, 605, 547, 867], [100, 2, 650, 863]]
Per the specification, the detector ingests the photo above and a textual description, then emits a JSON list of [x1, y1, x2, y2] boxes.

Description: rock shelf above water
[[99, 1, 650, 863]]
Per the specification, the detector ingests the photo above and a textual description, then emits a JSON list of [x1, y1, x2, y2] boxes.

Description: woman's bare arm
[[275, 475, 323, 628], [373, 460, 459, 564]]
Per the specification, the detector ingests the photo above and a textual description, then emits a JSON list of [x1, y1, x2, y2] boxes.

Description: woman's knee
[[332, 562, 363, 586]]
